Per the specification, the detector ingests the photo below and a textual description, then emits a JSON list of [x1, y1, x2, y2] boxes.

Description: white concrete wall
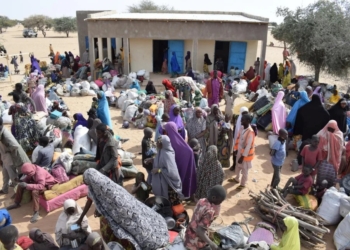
[[197, 40, 215, 72], [245, 40, 259, 71], [129, 38, 152, 72]]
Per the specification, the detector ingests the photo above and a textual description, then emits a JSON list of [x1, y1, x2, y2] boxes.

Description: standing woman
[[31, 85, 47, 114], [286, 91, 309, 131], [163, 90, 176, 115], [195, 145, 224, 199], [271, 91, 286, 134], [161, 48, 168, 74], [206, 104, 224, 147], [145, 81, 157, 95], [185, 51, 191, 72], [97, 91, 113, 129], [269, 63, 278, 86], [169, 104, 186, 139], [61, 56, 70, 78], [170, 52, 180, 78], [151, 135, 184, 204], [203, 53, 212, 74], [164, 122, 197, 198], [328, 98, 348, 134], [186, 107, 207, 157]]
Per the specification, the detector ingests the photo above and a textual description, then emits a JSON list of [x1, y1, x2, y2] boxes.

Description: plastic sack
[[334, 212, 350, 250], [124, 105, 138, 122], [72, 125, 91, 155], [216, 223, 245, 249], [80, 89, 90, 96], [127, 89, 139, 100], [295, 194, 318, 211], [339, 197, 350, 217], [122, 99, 135, 112], [2, 110, 12, 124], [317, 187, 348, 225], [129, 72, 137, 79], [80, 81, 90, 89], [117, 94, 127, 109], [121, 165, 138, 178], [232, 79, 248, 94], [70, 87, 80, 97], [52, 151, 73, 174], [137, 69, 146, 76], [90, 82, 99, 90], [51, 164, 69, 184]]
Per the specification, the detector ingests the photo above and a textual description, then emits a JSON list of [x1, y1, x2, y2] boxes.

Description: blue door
[[85, 36, 89, 50], [111, 38, 116, 49], [168, 40, 184, 73], [228, 42, 247, 72]]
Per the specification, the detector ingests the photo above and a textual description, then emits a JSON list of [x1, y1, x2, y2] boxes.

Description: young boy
[[185, 185, 227, 250], [131, 172, 152, 202], [270, 129, 288, 189], [19, 51, 23, 63], [189, 138, 201, 168], [282, 165, 314, 198], [224, 90, 239, 122], [312, 180, 328, 204], [0, 225, 22, 250], [142, 128, 156, 183], [34, 137, 54, 168], [300, 134, 322, 179], [132, 107, 144, 127]]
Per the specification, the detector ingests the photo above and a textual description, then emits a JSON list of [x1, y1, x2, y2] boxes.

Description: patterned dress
[[184, 198, 221, 249], [195, 146, 224, 199]]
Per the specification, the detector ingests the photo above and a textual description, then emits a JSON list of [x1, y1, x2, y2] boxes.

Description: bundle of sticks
[[249, 189, 330, 248]]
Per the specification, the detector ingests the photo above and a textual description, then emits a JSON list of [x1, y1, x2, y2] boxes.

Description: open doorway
[[214, 41, 230, 73], [153, 40, 168, 72]]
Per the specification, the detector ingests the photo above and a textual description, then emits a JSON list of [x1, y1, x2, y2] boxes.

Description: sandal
[[228, 178, 239, 183], [236, 185, 246, 190], [30, 212, 40, 223]]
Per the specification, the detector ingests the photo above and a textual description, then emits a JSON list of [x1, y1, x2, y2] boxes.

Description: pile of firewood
[[249, 189, 330, 249]]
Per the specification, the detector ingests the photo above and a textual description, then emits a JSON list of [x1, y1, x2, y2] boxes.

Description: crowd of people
[[0, 41, 350, 250]]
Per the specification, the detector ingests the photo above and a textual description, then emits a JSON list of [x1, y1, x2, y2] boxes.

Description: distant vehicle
[[23, 29, 38, 38]]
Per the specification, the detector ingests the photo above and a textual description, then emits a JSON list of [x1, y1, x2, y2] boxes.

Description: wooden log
[[302, 230, 326, 245]]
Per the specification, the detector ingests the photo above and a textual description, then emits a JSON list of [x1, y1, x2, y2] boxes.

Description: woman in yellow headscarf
[[278, 63, 284, 81], [271, 216, 300, 250]]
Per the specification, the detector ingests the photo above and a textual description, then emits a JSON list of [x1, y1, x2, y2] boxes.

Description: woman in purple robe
[[169, 104, 186, 139], [164, 122, 197, 198], [30, 54, 41, 74]]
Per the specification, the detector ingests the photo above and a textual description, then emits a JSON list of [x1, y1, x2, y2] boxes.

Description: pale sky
[[3, 0, 317, 22]]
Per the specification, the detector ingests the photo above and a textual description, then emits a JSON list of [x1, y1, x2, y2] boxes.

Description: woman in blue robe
[[97, 91, 113, 129], [286, 90, 309, 132], [170, 52, 180, 78]]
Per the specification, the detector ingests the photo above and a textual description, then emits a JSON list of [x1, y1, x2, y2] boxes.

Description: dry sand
[[0, 26, 340, 249]]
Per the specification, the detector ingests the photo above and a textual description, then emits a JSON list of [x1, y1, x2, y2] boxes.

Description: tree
[[128, 0, 174, 13], [272, 0, 350, 81], [0, 16, 17, 33], [53, 17, 77, 37], [22, 15, 53, 37]]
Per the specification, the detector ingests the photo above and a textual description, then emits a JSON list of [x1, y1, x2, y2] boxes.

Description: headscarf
[[30, 55, 41, 74], [164, 90, 176, 114], [73, 113, 88, 130], [185, 51, 191, 61], [294, 95, 330, 140], [0, 209, 11, 229], [286, 91, 309, 129], [85, 232, 110, 249], [145, 81, 157, 95], [234, 107, 249, 145], [17, 236, 33, 249], [29, 228, 58, 250], [21, 162, 37, 176], [169, 104, 185, 130], [313, 86, 324, 103], [88, 118, 102, 144], [329, 98, 348, 133], [270, 63, 278, 83], [55, 199, 91, 246], [31, 85, 47, 114], [245, 66, 255, 80], [200, 98, 208, 109], [170, 52, 180, 72], [204, 53, 212, 65], [317, 120, 343, 171], [271, 217, 300, 250], [264, 63, 271, 81], [162, 79, 177, 97], [206, 104, 224, 146], [97, 91, 113, 129], [83, 168, 169, 250], [249, 75, 261, 93], [271, 91, 286, 134], [164, 122, 197, 197], [152, 135, 184, 199], [154, 103, 164, 141]]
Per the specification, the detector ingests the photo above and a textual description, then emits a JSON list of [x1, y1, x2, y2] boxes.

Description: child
[[270, 129, 288, 189], [312, 180, 328, 204], [91, 97, 98, 109], [142, 128, 156, 183], [224, 90, 238, 121], [159, 113, 170, 135], [184, 185, 227, 250], [34, 137, 54, 168], [282, 165, 314, 198], [189, 138, 201, 168], [300, 135, 322, 179], [19, 51, 23, 63], [0, 225, 21, 250], [218, 115, 233, 168], [131, 172, 152, 202], [132, 107, 144, 127]]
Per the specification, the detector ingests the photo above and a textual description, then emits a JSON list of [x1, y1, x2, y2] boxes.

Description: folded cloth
[[43, 175, 84, 200]]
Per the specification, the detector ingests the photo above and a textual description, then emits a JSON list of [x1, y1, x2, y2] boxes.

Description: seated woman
[[169, 104, 186, 139], [0, 209, 12, 229], [55, 199, 91, 249], [76, 168, 169, 250], [73, 113, 88, 130], [29, 228, 59, 250]]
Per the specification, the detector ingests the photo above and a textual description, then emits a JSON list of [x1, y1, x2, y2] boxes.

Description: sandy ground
[[0, 26, 340, 249]]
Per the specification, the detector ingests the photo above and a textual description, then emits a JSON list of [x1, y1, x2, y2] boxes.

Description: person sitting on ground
[[311, 180, 328, 204], [184, 185, 227, 250], [0, 209, 11, 229], [9, 83, 36, 112], [271, 217, 300, 250], [55, 199, 91, 249], [300, 135, 322, 179], [7, 163, 58, 223], [145, 81, 157, 95], [80, 232, 111, 250], [282, 165, 314, 198], [131, 172, 152, 203], [132, 107, 144, 127], [50, 101, 64, 113], [34, 137, 54, 168], [0, 225, 22, 250], [95, 123, 121, 184], [270, 129, 288, 189], [329, 88, 341, 104], [29, 228, 59, 250]]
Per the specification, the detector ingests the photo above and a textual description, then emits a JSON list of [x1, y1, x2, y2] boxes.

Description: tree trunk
[[42, 30, 46, 38], [66, 32, 69, 37], [315, 66, 321, 81], [0, 28, 2, 34]]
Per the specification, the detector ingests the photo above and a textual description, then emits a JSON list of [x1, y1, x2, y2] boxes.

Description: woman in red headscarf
[[245, 67, 255, 80], [249, 75, 261, 93], [162, 79, 177, 97]]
